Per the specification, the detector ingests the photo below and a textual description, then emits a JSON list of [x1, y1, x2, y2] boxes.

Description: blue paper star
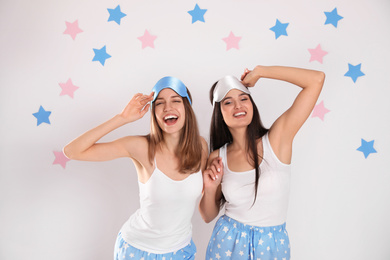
[[188, 4, 207, 23], [270, 19, 289, 39], [324, 8, 343, 28], [344, 63, 365, 83], [33, 106, 51, 126], [92, 45, 111, 66], [107, 5, 126, 25], [357, 139, 377, 158]]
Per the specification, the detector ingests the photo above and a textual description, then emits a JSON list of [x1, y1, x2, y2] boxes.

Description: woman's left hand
[[203, 157, 224, 190]]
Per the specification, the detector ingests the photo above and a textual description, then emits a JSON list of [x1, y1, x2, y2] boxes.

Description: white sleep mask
[[212, 75, 251, 107]]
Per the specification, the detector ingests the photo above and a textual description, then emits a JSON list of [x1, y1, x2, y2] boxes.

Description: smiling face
[[220, 89, 253, 129], [154, 88, 186, 135]]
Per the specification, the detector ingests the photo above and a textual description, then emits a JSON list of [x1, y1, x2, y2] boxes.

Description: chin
[[227, 120, 251, 129], [164, 124, 185, 135]]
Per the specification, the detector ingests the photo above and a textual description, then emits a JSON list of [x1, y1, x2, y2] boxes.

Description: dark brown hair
[[147, 89, 202, 173], [209, 82, 268, 204]]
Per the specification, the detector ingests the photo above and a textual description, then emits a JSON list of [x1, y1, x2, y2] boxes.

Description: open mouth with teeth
[[164, 115, 178, 125], [233, 112, 246, 117]]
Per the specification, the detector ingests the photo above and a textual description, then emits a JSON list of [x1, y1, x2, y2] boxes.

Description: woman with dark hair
[[199, 66, 325, 259], [64, 77, 207, 260]]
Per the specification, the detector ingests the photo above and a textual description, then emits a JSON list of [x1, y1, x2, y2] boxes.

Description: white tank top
[[120, 159, 203, 254], [220, 133, 291, 227]]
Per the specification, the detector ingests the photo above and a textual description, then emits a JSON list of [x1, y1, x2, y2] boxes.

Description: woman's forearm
[[199, 187, 222, 223], [63, 114, 128, 160], [252, 65, 325, 90]]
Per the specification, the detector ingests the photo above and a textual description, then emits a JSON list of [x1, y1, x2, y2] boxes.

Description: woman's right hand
[[203, 157, 224, 190], [119, 92, 154, 123], [241, 66, 262, 87]]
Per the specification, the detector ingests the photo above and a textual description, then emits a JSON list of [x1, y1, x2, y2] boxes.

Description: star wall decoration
[[311, 101, 330, 121], [357, 139, 377, 158], [137, 30, 157, 49], [63, 20, 83, 40], [222, 31, 241, 50], [188, 4, 207, 23], [107, 5, 126, 25], [59, 78, 79, 98], [53, 151, 71, 169], [324, 8, 343, 28], [92, 45, 111, 66], [270, 19, 289, 39], [308, 44, 328, 63], [33, 106, 51, 126], [344, 63, 365, 83]]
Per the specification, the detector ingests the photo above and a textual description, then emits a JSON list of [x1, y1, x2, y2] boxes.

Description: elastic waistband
[[118, 231, 192, 254], [220, 215, 286, 233]]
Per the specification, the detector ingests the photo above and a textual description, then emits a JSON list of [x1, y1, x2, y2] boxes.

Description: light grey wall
[[1, 0, 390, 259]]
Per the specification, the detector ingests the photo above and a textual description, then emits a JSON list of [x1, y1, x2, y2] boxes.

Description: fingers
[[134, 93, 154, 106], [133, 93, 143, 99], [205, 169, 219, 183], [212, 158, 222, 173], [134, 92, 153, 99], [140, 104, 150, 116], [216, 157, 224, 178], [241, 68, 251, 81], [217, 157, 224, 170], [208, 164, 219, 181], [206, 157, 223, 181]]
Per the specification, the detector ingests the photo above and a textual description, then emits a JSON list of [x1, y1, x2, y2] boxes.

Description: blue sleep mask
[[151, 76, 192, 106]]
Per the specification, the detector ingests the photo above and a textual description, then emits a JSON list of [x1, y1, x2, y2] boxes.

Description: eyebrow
[[156, 95, 181, 100], [222, 93, 249, 101]]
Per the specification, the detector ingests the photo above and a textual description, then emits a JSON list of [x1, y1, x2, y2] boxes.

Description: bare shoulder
[[120, 135, 150, 161], [121, 135, 154, 181], [209, 149, 220, 158], [199, 137, 209, 170], [207, 149, 220, 166], [200, 137, 209, 153]]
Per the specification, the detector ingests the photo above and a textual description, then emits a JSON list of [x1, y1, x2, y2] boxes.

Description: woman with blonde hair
[[64, 76, 208, 260]]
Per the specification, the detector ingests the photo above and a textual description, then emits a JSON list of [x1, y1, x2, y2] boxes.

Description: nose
[[163, 102, 172, 112], [234, 100, 242, 109]]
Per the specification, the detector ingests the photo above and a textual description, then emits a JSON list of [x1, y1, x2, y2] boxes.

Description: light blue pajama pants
[[206, 215, 290, 260], [114, 232, 196, 260]]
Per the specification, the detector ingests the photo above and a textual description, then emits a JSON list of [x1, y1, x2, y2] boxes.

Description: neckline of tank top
[[224, 133, 291, 173], [139, 166, 201, 185], [223, 135, 266, 174]]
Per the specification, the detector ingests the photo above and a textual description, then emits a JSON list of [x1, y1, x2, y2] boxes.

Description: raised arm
[[63, 92, 153, 161], [241, 65, 325, 163], [199, 150, 224, 223]]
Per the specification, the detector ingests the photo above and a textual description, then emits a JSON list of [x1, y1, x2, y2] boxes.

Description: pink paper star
[[53, 151, 71, 169], [59, 78, 79, 98], [311, 100, 330, 121], [63, 20, 83, 40], [222, 31, 241, 50], [137, 30, 157, 49], [308, 44, 328, 63]]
